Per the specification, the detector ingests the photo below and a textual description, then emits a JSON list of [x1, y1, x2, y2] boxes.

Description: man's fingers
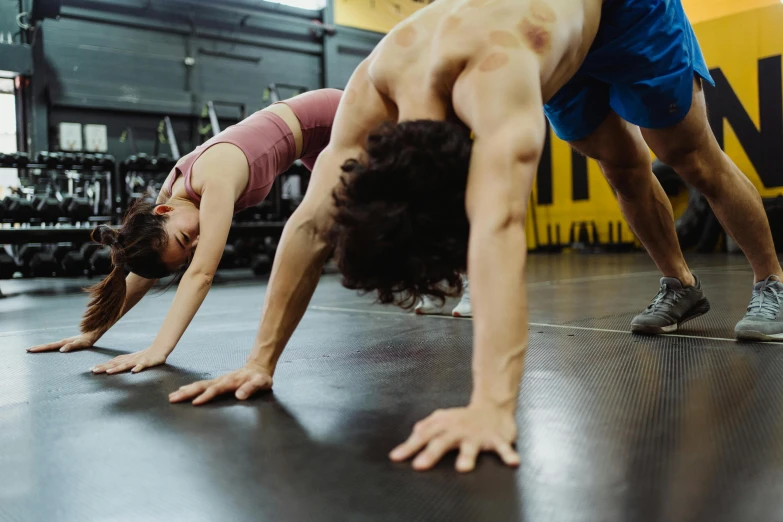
[[235, 375, 270, 400], [192, 387, 220, 406], [131, 363, 146, 374], [192, 380, 235, 406], [412, 435, 457, 471], [169, 381, 212, 403], [389, 431, 430, 462], [493, 440, 520, 467], [456, 442, 480, 473]]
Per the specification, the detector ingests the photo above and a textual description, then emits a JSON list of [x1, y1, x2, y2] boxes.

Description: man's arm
[[390, 50, 546, 472], [457, 55, 546, 409], [169, 58, 397, 405]]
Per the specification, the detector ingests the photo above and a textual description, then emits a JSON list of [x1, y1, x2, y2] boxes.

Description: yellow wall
[[334, 0, 781, 33], [682, 0, 779, 24], [693, 5, 783, 199], [333, 0, 429, 33]]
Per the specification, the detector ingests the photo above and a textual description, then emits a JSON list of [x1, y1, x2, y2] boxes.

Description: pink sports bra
[[168, 88, 342, 214]]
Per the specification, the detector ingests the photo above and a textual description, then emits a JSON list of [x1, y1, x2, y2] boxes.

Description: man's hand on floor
[[389, 404, 520, 472]]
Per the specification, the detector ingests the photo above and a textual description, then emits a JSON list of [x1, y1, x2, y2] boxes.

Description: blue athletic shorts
[[543, 0, 714, 142]]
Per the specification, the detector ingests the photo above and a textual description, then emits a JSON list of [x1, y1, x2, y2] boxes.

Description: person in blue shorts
[[546, 0, 782, 341], [168, 0, 783, 473]]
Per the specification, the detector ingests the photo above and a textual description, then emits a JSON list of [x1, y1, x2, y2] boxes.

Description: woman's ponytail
[[80, 225, 128, 334]]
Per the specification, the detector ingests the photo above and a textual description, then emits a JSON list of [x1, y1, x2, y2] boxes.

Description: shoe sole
[[415, 308, 444, 315], [631, 299, 711, 336], [735, 330, 783, 342]]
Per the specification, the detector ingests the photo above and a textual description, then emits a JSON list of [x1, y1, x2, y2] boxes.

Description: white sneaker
[[415, 295, 445, 315], [451, 278, 471, 317]]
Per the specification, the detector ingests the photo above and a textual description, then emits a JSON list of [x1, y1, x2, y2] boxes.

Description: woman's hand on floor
[[168, 363, 274, 405], [27, 331, 100, 353], [91, 347, 168, 374]]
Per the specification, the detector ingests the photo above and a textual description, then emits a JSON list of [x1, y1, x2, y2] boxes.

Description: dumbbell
[[54, 244, 89, 277], [47, 151, 63, 168], [63, 153, 78, 169], [99, 154, 115, 171], [152, 154, 174, 172], [82, 153, 96, 169], [80, 242, 101, 262], [63, 251, 89, 276], [12, 152, 29, 167], [124, 155, 139, 170], [63, 197, 92, 222], [135, 153, 150, 169], [60, 195, 73, 215], [0, 152, 22, 167], [17, 244, 47, 277], [3, 196, 34, 223], [0, 252, 18, 279], [218, 243, 237, 269], [89, 247, 113, 275], [33, 196, 63, 223], [29, 252, 58, 277], [251, 253, 272, 276], [17, 244, 42, 265], [232, 238, 254, 259]]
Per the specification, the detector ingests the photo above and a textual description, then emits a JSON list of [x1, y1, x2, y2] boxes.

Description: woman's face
[[154, 204, 200, 271]]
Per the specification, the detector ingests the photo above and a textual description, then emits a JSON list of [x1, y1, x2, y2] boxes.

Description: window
[[263, 0, 326, 10], [0, 78, 18, 198]]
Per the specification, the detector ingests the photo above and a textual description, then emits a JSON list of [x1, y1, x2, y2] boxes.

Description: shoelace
[[746, 276, 782, 319], [647, 283, 684, 312]]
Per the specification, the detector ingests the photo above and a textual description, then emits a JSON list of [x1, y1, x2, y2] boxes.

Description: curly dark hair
[[331, 119, 473, 309]]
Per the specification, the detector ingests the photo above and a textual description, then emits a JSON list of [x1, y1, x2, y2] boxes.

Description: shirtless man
[[170, 0, 783, 472]]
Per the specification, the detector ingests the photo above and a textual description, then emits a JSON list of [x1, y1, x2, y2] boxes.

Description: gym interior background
[[2, 0, 783, 520], [0, 0, 782, 276]]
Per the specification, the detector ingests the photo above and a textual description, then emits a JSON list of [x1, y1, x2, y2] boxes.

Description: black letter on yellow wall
[[704, 55, 783, 188], [537, 124, 553, 205], [571, 149, 589, 201]]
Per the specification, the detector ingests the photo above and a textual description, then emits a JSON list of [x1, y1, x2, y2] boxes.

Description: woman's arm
[[92, 150, 240, 374], [27, 273, 158, 353], [147, 181, 235, 352]]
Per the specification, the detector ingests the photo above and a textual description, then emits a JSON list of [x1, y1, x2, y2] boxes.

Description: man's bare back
[[365, 0, 604, 121]]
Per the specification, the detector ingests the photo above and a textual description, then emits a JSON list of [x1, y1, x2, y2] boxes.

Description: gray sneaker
[[631, 276, 711, 335], [734, 276, 783, 341]]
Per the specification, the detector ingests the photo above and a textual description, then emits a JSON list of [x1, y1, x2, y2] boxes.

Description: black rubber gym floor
[[2, 253, 783, 522]]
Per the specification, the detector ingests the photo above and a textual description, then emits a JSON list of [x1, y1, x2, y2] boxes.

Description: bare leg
[[570, 111, 694, 286], [641, 78, 783, 282]]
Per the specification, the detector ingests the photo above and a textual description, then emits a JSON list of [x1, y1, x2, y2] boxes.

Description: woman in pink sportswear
[[28, 89, 343, 373]]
